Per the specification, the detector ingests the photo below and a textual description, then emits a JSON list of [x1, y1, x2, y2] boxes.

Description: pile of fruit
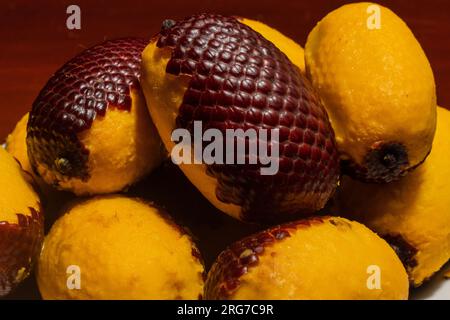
[[1, 2, 449, 300]]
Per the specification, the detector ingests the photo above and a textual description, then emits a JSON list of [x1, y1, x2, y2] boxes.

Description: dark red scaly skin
[[157, 14, 340, 222], [27, 38, 147, 182], [204, 216, 329, 299], [0, 206, 44, 297]]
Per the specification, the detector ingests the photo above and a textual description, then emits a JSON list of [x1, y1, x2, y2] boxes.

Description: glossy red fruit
[[205, 218, 325, 299], [0, 207, 44, 296], [142, 14, 340, 222], [28, 38, 145, 180], [0, 148, 44, 297], [27, 38, 163, 195]]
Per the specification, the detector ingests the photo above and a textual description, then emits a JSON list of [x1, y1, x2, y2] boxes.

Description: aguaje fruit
[[141, 14, 339, 222], [37, 196, 204, 299], [27, 38, 165, 196], [205, 216, 408, 299], [6, 113, 59, 198], [305, 3, 436, 182], [237, 18, 305, 71], [335, 107, 450, 287], [0, 148, 44, 297], [6, 113, 31, 173]]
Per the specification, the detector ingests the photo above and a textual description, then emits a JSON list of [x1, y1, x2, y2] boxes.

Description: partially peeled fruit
[[27, 38, 165, 196], [6, 113, 32, 174], [237, 17, 305, 72], [0, 147, 44, 297], [141, 14, 340, 223], [205, 216, 409, 300]]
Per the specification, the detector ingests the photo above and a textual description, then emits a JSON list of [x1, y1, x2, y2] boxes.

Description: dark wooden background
[[1, 0, 449, 300], [1, 0, 450, 139]]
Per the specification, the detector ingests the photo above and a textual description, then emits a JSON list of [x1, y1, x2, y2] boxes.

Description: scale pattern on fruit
[[153, 14, 340, 221], [205, 216, 409, 299], [205, 217, 325, 299], [27, 38, 147, 181], [0, 148, 44, 297]]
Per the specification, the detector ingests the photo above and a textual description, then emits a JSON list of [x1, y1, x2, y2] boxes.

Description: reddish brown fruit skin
[[157, 14, 339, 221], [204, 216, 327, 299], [0, 206, 44, 297], [383, 234, 418, 274], [27, 38, 147, 182]]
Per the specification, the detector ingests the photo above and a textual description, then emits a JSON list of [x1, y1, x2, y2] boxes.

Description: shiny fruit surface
[[141, 14, 339, 222], [205, 216, 408, 299], [238, 17, 305, 71], [28, 38, 164, 195]]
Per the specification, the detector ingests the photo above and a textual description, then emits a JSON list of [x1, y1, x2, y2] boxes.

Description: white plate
[[410, 261, 450, 300]]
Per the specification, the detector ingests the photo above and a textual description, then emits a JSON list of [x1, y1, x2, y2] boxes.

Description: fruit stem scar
[[55, 158, 72, 175], [161, 19, 176, 31], [382, 153, 397, 167]]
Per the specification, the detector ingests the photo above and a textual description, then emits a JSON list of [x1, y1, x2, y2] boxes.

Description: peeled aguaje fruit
[[205, 216, 409, 300], [141, 14, 340, 222], [6, 113, 31, 173], [237, 17, 305, 71], [305, 2, 436, 182], [27, 38, 165, 196], [334, 106, 450, 287], [0, 148, 44, 297], [6, 113, 59, 199], [37, 196, 204, 300]]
